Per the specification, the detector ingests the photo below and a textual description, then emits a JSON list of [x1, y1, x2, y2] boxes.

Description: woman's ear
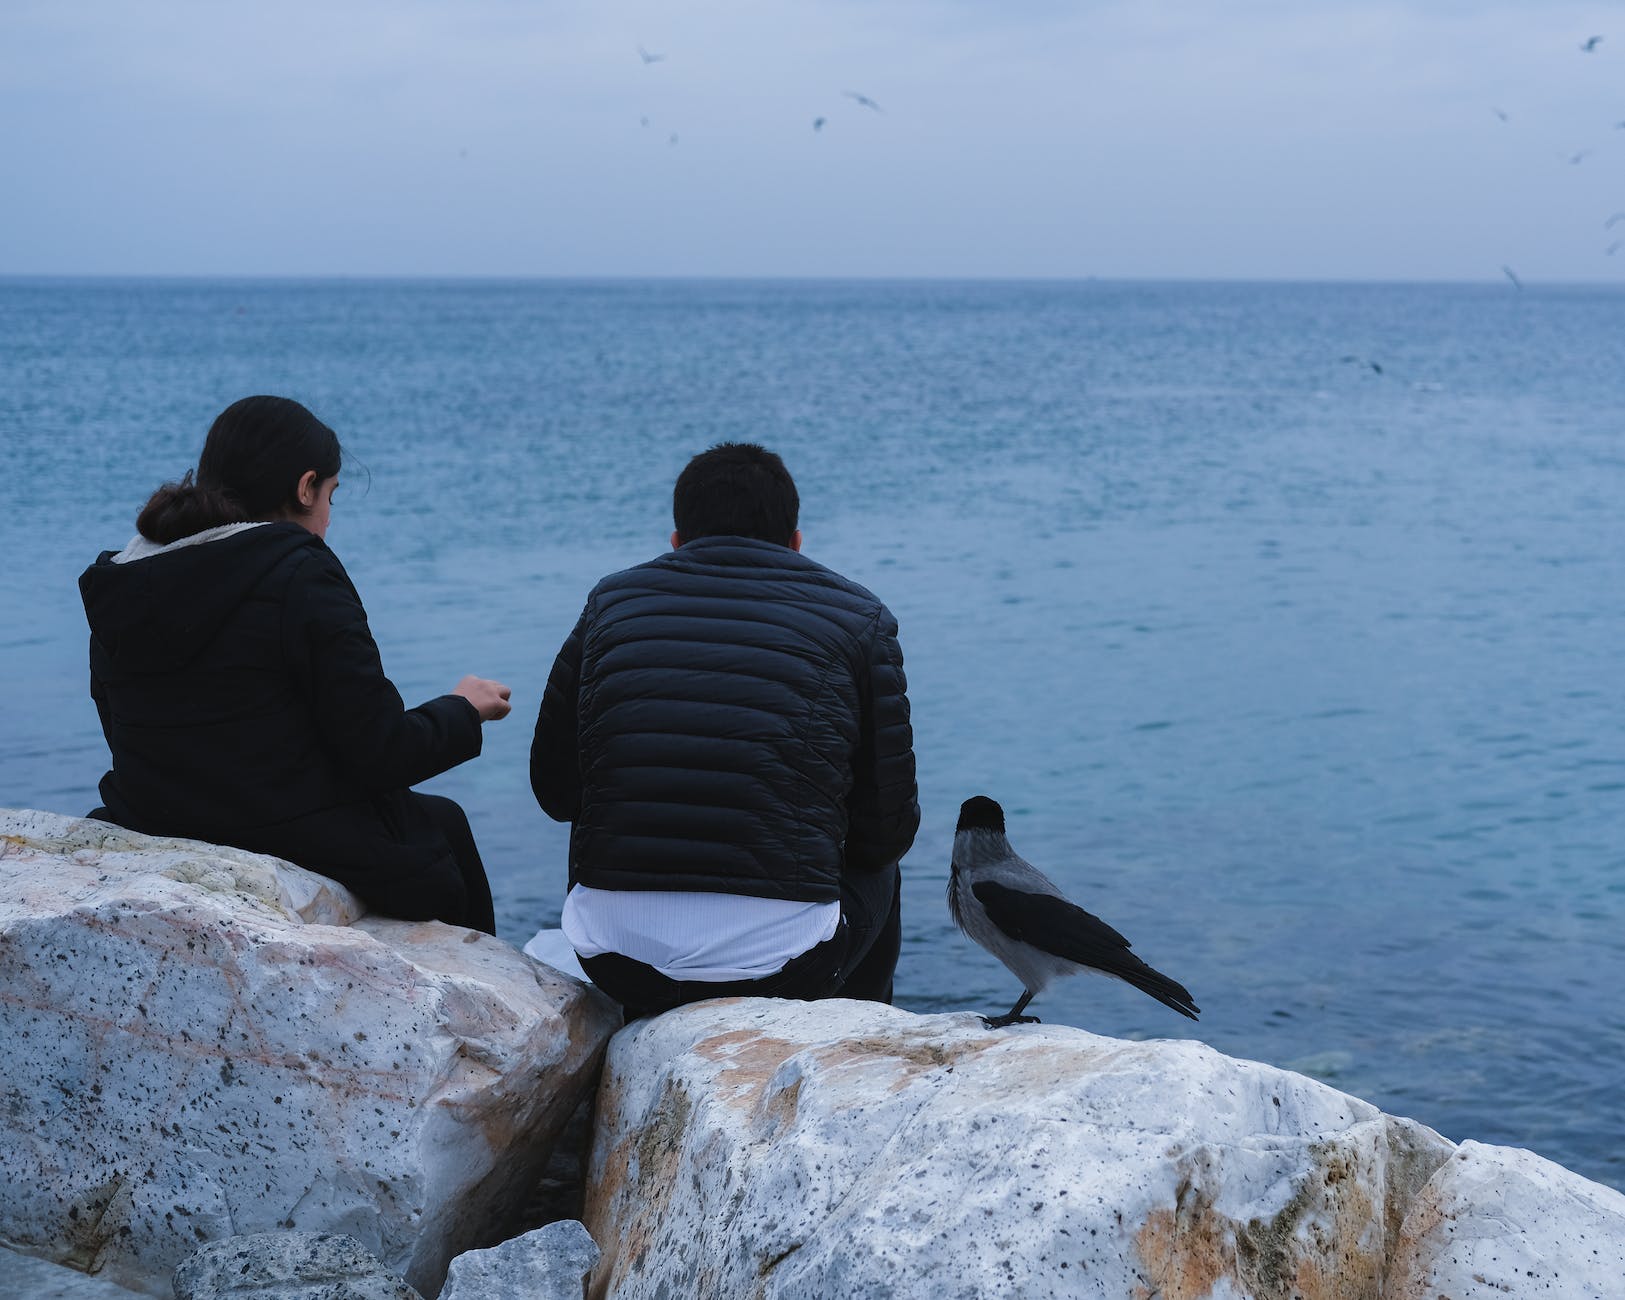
[[296, 469, 319, 509]]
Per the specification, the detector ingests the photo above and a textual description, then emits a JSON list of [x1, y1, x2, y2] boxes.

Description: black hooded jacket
[[79, 523, 482, 918], [530, 535, 919, 902]]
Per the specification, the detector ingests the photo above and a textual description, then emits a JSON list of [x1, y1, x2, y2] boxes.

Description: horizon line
[[2, 270, 1623, 289]]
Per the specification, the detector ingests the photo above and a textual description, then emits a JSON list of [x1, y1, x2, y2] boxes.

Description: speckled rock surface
[[439, 1220, 599, 1300], [1388, 1140, 1625, 1299], [0, 1245, 144, 1298], [586, 998, 1458, 1299], [0, 809, 621, 1300], [172, 1232, 421, 1299]]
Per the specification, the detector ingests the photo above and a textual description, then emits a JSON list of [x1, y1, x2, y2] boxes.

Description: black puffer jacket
[[530, 536, 919, 902], [79, 523, 483, 919]]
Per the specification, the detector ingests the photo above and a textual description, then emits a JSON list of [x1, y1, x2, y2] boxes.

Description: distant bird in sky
[[1491, 106, 1509, 122], [1568, 149, 1593, 165], [1341, 355, 1383, 375], [668, 132, 679, 147], [1502, 265, 1524, 290], [1580, 35, 1603, 53], [843, 91, 884, 112], [948, 796, 1200, 1028], [637, 44, 665, 64], [1608, 241, 1622, 257], [812, 116, 826, 132], [1606, 213, 1625, 228], [640, 116, 650, 128]]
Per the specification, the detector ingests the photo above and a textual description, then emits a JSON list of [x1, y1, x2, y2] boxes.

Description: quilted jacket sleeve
[[531, 600, 592, 823], [845, 606, 920, 872], [283, 548, 482, 793]]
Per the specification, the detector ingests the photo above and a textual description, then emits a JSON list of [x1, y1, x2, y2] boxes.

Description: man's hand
[[454, 675, 512, 722]]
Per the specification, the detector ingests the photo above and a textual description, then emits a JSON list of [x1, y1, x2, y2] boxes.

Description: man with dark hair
[[531, 442, 918, 1017]]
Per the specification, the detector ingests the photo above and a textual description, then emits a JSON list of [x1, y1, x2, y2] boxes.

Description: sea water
[[2, 277, 1622, 1188]]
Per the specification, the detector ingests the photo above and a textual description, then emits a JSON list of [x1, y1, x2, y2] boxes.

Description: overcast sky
[[3, 0, 1623, 280]]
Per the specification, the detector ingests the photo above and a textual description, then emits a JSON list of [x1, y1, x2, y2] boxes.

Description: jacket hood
[[80, 522, 323, 674]]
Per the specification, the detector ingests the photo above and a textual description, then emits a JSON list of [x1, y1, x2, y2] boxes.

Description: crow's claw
[[982, 1012, 1042, 1029]]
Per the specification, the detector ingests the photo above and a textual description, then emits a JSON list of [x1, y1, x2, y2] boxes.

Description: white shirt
[[561, 884, 841, 981]]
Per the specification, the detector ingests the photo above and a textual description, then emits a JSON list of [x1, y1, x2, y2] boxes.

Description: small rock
[[172, 1232, 421, 1299], [439, 1221, 599, 1300]]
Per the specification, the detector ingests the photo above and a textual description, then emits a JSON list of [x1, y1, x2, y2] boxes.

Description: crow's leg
[[984, 989, 1041, 1029]]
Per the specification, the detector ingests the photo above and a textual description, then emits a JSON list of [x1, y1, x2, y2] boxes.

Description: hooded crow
[[949, 795, 1200, 1028]]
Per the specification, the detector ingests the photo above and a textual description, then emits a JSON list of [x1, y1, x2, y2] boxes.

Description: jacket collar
[[111, 522, 269, 565], [675, 534, 800, 557]]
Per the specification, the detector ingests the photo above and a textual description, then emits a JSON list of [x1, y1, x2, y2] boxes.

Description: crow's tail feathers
[[970, 879, 1201, 1021], [1114, 956, 1200, 1021]]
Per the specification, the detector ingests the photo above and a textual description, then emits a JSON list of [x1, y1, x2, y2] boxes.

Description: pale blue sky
[[3, 0, 1623, 279]]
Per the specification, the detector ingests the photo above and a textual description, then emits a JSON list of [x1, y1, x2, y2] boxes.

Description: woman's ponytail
[[135, 471, 250, 545], [133, 397, 342, 544]]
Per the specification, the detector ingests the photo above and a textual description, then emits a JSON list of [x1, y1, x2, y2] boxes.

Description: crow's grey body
[[949, 827, 1084, 993], [949, 796, 1199, 1026]]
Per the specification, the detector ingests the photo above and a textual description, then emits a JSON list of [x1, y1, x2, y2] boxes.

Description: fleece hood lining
[[112, 522, 270, 565]]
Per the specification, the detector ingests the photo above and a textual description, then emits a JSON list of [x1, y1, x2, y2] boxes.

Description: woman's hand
[[454, 675, 513, 722]]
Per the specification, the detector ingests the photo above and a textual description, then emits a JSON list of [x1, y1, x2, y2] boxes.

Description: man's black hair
[[672, 442, 800, 546]]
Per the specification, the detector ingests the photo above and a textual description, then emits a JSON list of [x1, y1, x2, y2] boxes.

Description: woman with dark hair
[[79, 395, 511, 932]]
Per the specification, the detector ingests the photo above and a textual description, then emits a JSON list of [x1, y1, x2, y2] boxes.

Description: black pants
[[580, 862, 901, 1021], [414, 793, 496, 936]]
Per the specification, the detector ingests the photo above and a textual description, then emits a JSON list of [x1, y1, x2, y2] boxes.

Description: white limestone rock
[[0, 806, 363, 927], [1389, 1140, 1625, 1299], [172, 1231, 421, 1299], [439, 1220, 600, 1300], [586, 998, 1457, 1299], [0, 809, 621, 1300]]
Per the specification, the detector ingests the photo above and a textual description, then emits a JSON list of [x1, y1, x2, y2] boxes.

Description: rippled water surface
[[3, 277, 1623, 1187]]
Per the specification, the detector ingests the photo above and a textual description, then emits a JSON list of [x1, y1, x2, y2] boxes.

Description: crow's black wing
[[971, 881, 1200, 1020]]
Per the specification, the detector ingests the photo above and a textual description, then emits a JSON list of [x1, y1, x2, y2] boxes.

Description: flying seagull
[[843, 91, 884, 112], [1502, 265, 1524, 290], [1580, 35, 1603, 52], [948, 796, 1200, 1028], [813, 116, 827, 132], [637, 44, 665, 64], [1608, 241, 1622, 257], [1341, 355, 1383, 375], [1605, 213, 1625, 228], [1569, 149, 1593, 165], [1491, 106, 1509, 123]]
